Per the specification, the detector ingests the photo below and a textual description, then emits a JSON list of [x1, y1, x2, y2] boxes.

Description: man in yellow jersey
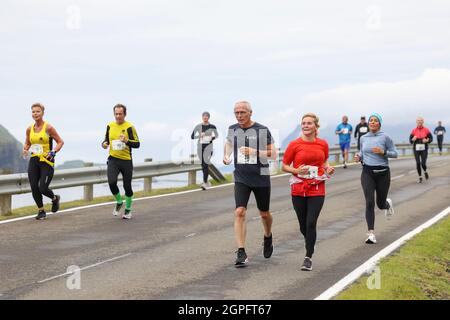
[[23, 103, 64, 220], [102, 104, 140, 219]]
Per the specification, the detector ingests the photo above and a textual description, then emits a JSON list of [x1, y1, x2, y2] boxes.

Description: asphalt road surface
[[1, 155, 449, 300]]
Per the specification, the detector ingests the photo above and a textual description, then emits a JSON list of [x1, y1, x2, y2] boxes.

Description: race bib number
[[359, 127, 368, 133], [437, 131, 444, 136], [200, 135, 212, 144], [298, 166, 319, 179], [415, 144, 426, 151], [30, 144, 44, 155], [112, 140, 126, 151], [237, 149, 257, 164], [342, 128, 349, 135]]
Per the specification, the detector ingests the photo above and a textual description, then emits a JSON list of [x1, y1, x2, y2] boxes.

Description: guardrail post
[[188, 154, 197, 186], [335, 154, 340, 163], [0, 169, 12, 216], [83, 162, 94, 201], [144, 158, 153, 193]]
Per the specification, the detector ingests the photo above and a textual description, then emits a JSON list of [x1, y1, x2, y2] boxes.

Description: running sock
[[114, 193, 123, 204], [125, 196, 133, 210]]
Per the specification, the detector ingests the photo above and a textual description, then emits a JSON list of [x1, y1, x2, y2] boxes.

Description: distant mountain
[[0, 124, 27, 174], [282, 123, 417, 149]]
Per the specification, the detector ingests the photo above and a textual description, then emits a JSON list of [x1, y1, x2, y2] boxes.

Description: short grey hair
[[234, 100, 252, 112]]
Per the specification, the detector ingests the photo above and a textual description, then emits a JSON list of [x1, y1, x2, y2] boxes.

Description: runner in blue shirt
[[335, 115, 353, 168]]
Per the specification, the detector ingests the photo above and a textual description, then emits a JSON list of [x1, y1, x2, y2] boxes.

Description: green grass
[[336, 215, 450, 300], [1, 173, 234, 221]]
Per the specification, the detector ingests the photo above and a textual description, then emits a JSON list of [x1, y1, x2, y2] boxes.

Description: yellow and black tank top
[[103, 121, 140, 161], [29, 122, 54, 167]]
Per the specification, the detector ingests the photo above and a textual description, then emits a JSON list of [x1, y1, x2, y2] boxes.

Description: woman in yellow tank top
[[23, 103, 64, 220]]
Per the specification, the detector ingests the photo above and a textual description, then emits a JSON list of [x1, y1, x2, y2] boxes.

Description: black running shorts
[[234, 182, 271, 212]]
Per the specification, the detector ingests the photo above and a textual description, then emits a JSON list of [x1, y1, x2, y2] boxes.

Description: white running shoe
[[113, 202, 123, 216], [201, 183, 207, 190], [365, 233, 377, 244], [122, 209, 132, 220], [385, 198, 394, 218]]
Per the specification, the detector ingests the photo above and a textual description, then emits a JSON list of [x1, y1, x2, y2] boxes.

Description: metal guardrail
[[0, 155, 227, 216]]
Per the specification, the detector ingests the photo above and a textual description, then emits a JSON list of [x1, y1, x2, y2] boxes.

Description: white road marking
[[185, 233, 196, 238], [37, 253, 132, 284], [315, 206, 450, 300], [391, 174, 405, 181]]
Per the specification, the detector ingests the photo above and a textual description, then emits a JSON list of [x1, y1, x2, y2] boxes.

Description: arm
[[47, 124, 64, 153], [354, 124, 359, 138], [223, 140, 233, 165], [409, 133, 415, 144], [384, 136, 398, 158], [191, 125, 200, 140], [425, 132, 433, 144], [212, 126, 219, 141], [23, 127, 31, 157], [103, 125, 110, 148], [258, 143, 277, 160], [125, 126, 140, 148]]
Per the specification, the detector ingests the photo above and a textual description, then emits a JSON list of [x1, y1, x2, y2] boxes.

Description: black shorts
[[234, 182, 271, 212]]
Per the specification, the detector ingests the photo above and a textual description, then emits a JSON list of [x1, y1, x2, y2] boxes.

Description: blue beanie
[[369, 113, 383, 125]]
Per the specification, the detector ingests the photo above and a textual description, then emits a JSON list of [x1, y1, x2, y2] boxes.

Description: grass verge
[[336, 215, 450, 300]]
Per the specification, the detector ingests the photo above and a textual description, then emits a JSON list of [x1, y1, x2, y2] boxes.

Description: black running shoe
[[51, 195, 60, 213], [424, 172, 429, 180], [263, 234, 273, 258], [301, 257, 313, 271], [35, 210, 46, 220], [418, 177, 423, 184], [235, 249, 248, 267]]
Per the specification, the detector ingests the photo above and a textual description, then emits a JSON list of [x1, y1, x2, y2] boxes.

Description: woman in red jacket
[[410, 117, 433, 183], [282, 113, 335, 271]]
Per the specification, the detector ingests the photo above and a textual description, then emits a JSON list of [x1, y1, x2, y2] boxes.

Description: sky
[[1, 0, 450, 165]]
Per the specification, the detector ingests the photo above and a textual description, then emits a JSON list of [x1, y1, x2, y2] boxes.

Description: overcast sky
[[1, 0, 450, 164]]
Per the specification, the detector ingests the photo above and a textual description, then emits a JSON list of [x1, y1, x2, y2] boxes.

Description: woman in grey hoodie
[[354, 113, 398, 244]]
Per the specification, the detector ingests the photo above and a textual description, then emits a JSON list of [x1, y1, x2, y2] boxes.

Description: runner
[[335, 116, 353, 168], [282, 113, 335, 271], [223, 101, 277, 267], [434, 121, 446, 156], [354, 113, 397, 244], [191, 111, 219, 190], [22, 103, 64, 220], [409, 117, 433, 183], [354, 116, 369, 151], [102, 104, 140, 219]]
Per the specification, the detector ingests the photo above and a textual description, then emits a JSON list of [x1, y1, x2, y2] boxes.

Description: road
[[0, 155, 449, 300]]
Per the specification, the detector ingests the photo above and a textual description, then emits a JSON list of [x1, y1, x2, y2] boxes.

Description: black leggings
[[361, 166, 390, 231], [107, 157, 134, 197], [437, 136, 444, 152], [414, 150, 428, 176], [28, 157, 55, 208], [291, 196, 325, 258], [197, 143, 213, 183]]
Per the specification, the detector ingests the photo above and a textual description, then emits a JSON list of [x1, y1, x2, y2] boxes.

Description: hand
[[22, 149, 29, 158], [223, 155, 232, 165], [354, 154, 361, 162], [46, 151, 56, 161], [423, 138, 429, 143], [295, 165, 310, 175], [201, 132, 205, 137], [372, 147, 385, 155], [412, 136, 417, 142], [119, 134, 128, 143], [102, 142, 109, 149], [239, 147, 256, 156], [325, 166, 335, 175]]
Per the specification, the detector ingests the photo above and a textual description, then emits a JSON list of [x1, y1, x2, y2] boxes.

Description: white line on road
[[315, 206, 450, 300], [37, 253, 132, 284], [391, 174, 405, 181], [185, 233, 196, 238]]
